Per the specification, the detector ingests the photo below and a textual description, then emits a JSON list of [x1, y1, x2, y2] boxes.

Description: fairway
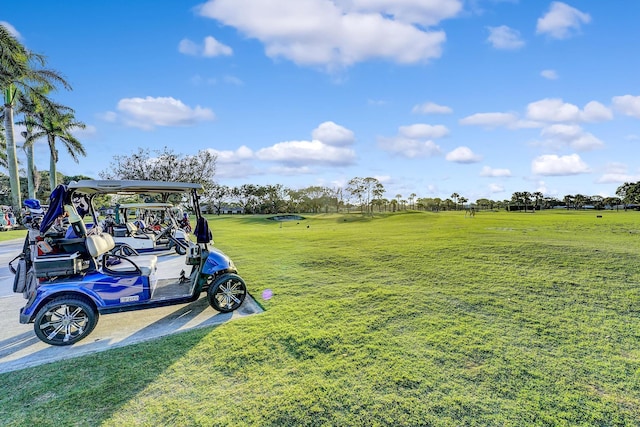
[[1, 210, 639, 426]]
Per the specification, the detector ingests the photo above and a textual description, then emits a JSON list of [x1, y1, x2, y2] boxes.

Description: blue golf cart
[[9, 180, 247, 346]]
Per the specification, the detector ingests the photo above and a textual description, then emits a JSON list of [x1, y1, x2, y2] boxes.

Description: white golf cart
[[108, 202, 190, 255]]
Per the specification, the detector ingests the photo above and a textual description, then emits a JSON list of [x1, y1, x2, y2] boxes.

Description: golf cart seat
[[126, 222, 154, 239], [86, 233, 157, 276]]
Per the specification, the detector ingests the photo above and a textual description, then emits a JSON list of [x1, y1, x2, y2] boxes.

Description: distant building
[[220, 206, 244, 214]]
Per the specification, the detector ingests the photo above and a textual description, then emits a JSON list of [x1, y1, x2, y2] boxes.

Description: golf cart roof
[[68, 180, 203, 195], [117, 202, 174, 209]]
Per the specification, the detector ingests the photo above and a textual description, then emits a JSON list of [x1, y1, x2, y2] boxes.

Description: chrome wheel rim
[[215, 278, 245, 310], [39, 303, 89, 343]]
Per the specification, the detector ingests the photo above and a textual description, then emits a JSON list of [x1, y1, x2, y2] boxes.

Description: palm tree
[[0, 114, 7, 169], [564, 194, 574, 209], [574, 194, 587, 210], [15, 87, 67, 198], [23, 108, 85, 190], [522, 191, 532, 213], [533, 191, 544, 211], [459, 196, 468, 210], [511, 192, 523, 211], [1, 24, 71, 212], [450, 193, 460, 210], [409, 192, 417, 210]]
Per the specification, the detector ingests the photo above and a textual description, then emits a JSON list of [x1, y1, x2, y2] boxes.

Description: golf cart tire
[[34, 297, 98, 346], [207, 273, 247, 313], [175, 244, 186, 255]]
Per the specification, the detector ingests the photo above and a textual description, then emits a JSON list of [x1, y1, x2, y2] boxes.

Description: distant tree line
[[5, 143, 640, 216]]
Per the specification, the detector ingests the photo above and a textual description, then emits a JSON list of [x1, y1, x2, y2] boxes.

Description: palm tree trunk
[[25, 142, 35, 198], [49, 138, 57, 191], [3, 94, 21, 213]]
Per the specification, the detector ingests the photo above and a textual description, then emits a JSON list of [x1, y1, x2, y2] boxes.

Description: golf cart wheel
[[207, 274, 247, 313], [33, 297, 98, 346]]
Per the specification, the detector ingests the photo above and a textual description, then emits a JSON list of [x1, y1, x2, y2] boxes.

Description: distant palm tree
[[451, 193, 460, 210], [564, 194, 574, 209], [574, 194, 587, 210], [511, 192, 523, 211], [409, 192, 417, 209], [23, 108, 85, 190], [533, 191, 544, 210], [459, 196, 468, 209]]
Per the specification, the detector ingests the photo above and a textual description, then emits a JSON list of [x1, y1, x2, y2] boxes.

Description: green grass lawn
[[0, 228, 27, 242], [1, 210, 639, 426]]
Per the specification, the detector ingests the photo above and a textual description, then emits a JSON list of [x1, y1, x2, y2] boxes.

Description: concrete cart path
[[0, 238, 263, 374]]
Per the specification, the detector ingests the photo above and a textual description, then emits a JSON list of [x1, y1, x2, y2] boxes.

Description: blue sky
[[3, 1, 640, 202]]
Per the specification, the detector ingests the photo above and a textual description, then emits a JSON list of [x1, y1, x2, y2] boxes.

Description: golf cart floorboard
[[150, 278, 195, 301]]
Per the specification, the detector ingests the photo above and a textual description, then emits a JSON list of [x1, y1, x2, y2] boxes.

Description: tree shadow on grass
[[0, 296, 256, 426]]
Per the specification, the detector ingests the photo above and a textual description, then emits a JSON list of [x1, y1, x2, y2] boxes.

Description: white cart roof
[[117, 202, 175, 209], [68, 180, 203, 195]]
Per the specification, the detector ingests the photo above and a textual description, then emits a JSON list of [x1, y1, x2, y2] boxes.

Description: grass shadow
[[0, 330, 218, 426]]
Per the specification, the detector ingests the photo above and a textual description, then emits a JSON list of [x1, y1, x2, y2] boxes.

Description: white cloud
[[527, 98, 580, 122], [612, 95, 640, 118], [223, 75, 244, 85], [0, 21, 21, 39], [312, 121, 355, 146], [488, 183, 505, 193], [377, 137, 441, 158], [536, 2, 591, 39], [526, 98, 612, 123], [540, 124, 604, 151], [535, 181, 548, 195], [336, 0, 463, 26], [205, 146, 258, 179], [446, 146, 482, 163], [73, 125, 97, 139], [208, 145, 254, 164], [378, 123, 448, 158], [480, 166, 512, 177], [596, 173, 640, 184], [398, 124, 449, 139], [531, 154, 590, 176], [99, 111, 118, 123], [541, 69, 558, 80], [595, 162, 640, 184], [203, 36, 233, 56], [486, 25, 524, 50], [582, 101, 613, 122], [179, 36, 232, 57], [116, 96, 216, 130], [196, 0, 452, 70], [412, 102, 452, 115], [256, 140, 356, 166], [178, 39, 199, 56], [459, 112, 519, 129]]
